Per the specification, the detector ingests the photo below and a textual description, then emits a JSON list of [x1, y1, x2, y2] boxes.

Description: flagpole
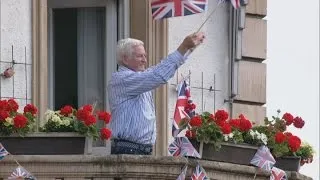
[[185, 2, 223, 57]]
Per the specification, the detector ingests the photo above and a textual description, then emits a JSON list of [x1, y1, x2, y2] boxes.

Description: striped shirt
[[108, 50, 187, 144]]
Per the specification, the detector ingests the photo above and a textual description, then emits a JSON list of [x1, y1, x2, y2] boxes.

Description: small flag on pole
[[191, 164, 209, 180], [151, 0, 208, 20], [8, 166, 37, 180], [250, 146, 276, 172], [270, 167, 287, 180], [172, 80, 190, 137], [168, 137, 200, 158], [0, 143, 9, 160]]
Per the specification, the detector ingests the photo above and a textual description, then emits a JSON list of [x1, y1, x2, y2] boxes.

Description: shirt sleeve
[[120, 50, 187, 96]]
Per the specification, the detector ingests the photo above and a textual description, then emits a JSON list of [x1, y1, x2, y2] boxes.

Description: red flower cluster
[[185, 130, 196, 138], [60, 105, 73, 116], [274, 131, 301, 152], [98, 111, 111, 124], [76, 105, 96, 126], [0, 99, 37, 130], [100, 127, 112, 140], [13, 114, 28, 128], [282, 112, 305, 129], [189, 116, 202, 127], [24, 104, 38, 115], [229, 114, 252, 132]]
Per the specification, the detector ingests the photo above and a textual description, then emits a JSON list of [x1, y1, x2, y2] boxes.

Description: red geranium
[[185, 130, 196, 138], [7, 99, 19, 112], [100, 128, 112, 140], [84, 114, 96, 126], [189, 116, 202, 127], [24, 104, 38, 115], [275, 132, 286, 144], [98, 111, 111, 124], [220, 123, 232, 134], [229, 118, 240, 129], [60, 105, 73, 116], [82, 105, 93, 113], [13, 114, 28, 128], [288, 135, 301, 152], [214, 109, 228, 122], [0, 111, 9, 121], [293, 117, 305, 128], [238, 115, 252, 132], [77, 109, 90, 121], [282, 112, 294, 125]]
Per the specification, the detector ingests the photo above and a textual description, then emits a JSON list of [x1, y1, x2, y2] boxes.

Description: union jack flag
[[250, 146, 276, 172], [191, 164, 209, 180], [151, 0, 208, 20], [176, 165, 188, 180], [168, 137, 200, 158], [270, 167, 287, 180], [0, 143, 9, 160], [172, 80, 190, 137], [8, 166, 37, 180]]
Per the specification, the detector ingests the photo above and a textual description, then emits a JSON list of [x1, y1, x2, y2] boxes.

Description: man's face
[[123, 45, 147, 72]]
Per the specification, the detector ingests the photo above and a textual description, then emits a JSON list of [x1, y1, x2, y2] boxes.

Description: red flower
[[282, 112, 294, 125], [293, 117, 305, 128], [284, 132, 293, 139], [13, 115, 27, 128], [60, 105, 73, 116], [98, 111, 111, 124], [100, 128, 112, 140], [77, 109, 90, 121], [7, 99, 19, 112], [189, 116, 202, 127], [238, 115, 252, 132], [82, 105, 93, 113], [0, 100, 8, 111], [84, 115, 96, 126], [275, 132, 286, 144], [214, 110, 229, 122], [229, 119, 240, 129], [0, 111, 9, 121], [24, 104, 38, 115], [288, 135, 301, 152], [185, 130, 196, 138], [220, 123, 232, 134]]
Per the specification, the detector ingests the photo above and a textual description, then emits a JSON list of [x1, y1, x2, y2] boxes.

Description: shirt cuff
[[171, 50, 188, 67]]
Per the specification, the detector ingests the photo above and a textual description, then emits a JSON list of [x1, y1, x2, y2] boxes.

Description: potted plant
[[250, 110, 312, 171], [181, 109, 267, 165], [0, 99, 39, 154], [36, 104, 112, 155]]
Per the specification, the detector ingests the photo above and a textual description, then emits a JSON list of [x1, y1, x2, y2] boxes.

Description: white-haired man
[[108, 32, 205, 155]]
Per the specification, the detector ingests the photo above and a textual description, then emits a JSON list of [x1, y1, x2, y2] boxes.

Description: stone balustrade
[[0, 155, 312, 180]]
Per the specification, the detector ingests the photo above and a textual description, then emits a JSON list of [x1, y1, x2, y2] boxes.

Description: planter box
[[0, 132, 92, 155], [274, 156, 301, 172], [190, 140, 259, 165]]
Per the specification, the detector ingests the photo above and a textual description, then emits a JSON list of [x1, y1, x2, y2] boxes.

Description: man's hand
[[177, 32, 206, 56]]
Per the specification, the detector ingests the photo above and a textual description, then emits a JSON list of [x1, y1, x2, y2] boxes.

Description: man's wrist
[[177, 45, 189, 56]]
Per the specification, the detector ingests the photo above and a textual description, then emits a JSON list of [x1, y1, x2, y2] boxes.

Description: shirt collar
[[118, 65, 133, 72]]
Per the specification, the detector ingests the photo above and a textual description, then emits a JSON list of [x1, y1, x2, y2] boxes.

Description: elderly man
[[108, 32, 205, 155]]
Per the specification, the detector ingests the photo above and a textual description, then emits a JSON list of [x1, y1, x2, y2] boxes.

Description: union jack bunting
[[176, 165, 188, 180], [0, 143, 9, 160], [8, 166, 37, 180], [191, 164, 209, 180], [151, 0, 208, 20], [168, 137, 200, 158], [270, 167, 287, 180], [250, 145, 276, 172], [172, 80, 190, 137]]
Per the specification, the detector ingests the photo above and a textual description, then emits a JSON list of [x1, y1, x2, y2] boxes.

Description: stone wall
[[0, 155, 312, 180]]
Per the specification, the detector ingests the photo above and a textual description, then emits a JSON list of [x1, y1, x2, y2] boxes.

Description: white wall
[[167, 1, 230, 139], [0, 0, 32, 110]]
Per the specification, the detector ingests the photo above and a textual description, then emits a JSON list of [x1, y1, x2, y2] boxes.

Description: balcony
[[0, 155, 312, 179]]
